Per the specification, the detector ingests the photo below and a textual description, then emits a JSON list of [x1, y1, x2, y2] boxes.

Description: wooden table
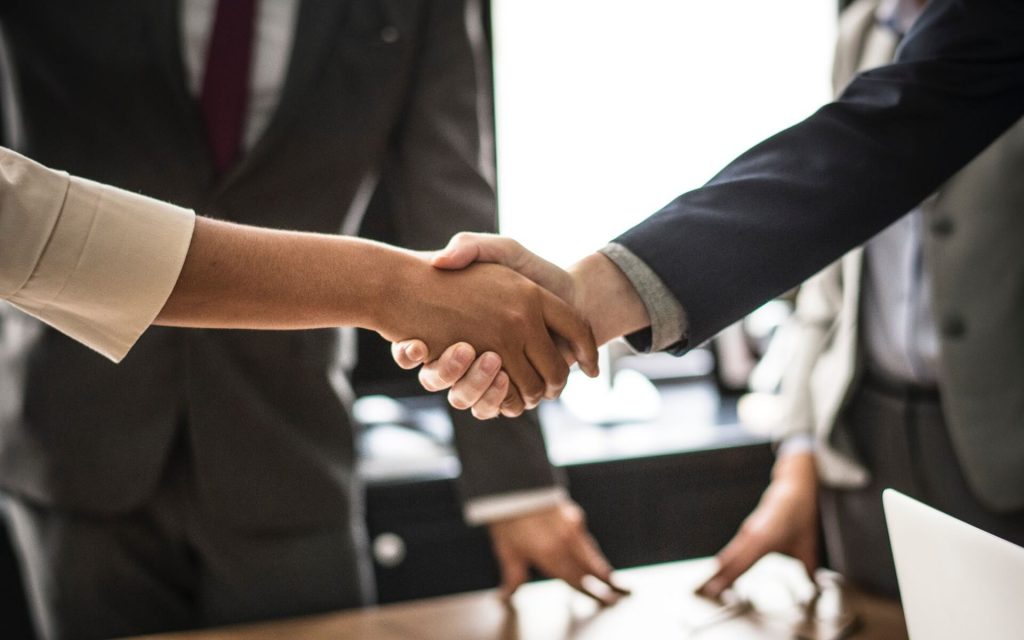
[[130, 555, 907, 640]]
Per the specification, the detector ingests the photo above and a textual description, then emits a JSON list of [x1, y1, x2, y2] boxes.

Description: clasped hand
[[389, 230, 657, 417], [378, 241, 599, 411], [388, 234, 593, 417]]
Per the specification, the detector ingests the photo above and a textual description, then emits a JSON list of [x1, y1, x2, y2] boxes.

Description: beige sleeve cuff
[[5, 167, 195, 362]]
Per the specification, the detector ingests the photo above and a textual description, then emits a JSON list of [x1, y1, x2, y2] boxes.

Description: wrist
[[354, 243, 425, 336], [568, 253, 650, 346], [771, 450, 817, 491]]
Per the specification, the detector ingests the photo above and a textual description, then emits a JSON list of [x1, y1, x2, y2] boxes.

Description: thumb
[[391, 339, 429, 369], [431, 233, 492, 270], [433, 234, 578, 307]]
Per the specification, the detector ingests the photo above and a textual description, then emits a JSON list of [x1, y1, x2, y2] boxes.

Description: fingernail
[[403, 343, 422, 361], [700, 580, 724, 599], [453, 345, 471, 365], [480, 353, 500, 374]]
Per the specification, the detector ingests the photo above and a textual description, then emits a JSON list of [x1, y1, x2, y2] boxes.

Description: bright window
[[492, 0, 838, 266]]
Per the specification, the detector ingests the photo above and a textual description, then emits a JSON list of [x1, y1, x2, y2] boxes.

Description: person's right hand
[[392, 233, 652, 416], [391, 233, 592, 417], [697, 450, 820, 599], [378, 256, 597, 409]]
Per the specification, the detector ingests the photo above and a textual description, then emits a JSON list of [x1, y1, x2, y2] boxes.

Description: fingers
[[537, 551, 619, 607], [489, 503, 626, 608], [505, 287, 595, 405], [418, 343, 476, 392], [471, 372, 511, 420], [448, 352, 503, 410], [523, 325, 571, 400], [499, 385, 526, 418], [567, 530, 631, 597], [495, 548, 530, 602], [500, 346, 548, 409], [391, 339, 429, 370], [533, 505, 624, 606], [697, 531, 766, 599], [397, 340, 525, 419], [539, 288, 599, 378]]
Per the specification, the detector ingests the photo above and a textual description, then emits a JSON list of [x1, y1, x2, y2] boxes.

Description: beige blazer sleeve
[[772, 262, 847, 440], [771, 0, 882, 444], [0, 147, 195, 362]]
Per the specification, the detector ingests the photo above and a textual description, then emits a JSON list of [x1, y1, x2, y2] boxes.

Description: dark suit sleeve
[[379, 0, 498, 252], [372, 0, 563, 503], [613, 0, 1024, 351]]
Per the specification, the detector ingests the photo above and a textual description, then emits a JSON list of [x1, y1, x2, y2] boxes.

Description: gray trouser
[[1, 437, 374, 640], [821, 375, 1024, 598]]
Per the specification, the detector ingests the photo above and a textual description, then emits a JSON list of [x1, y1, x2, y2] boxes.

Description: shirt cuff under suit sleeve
[[599, 242, 688, 354]]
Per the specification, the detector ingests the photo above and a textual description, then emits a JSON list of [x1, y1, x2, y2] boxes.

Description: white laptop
[[883, 489, 1024, 640]]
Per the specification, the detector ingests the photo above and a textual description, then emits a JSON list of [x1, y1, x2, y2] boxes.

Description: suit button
[[373, 532, 406, 567], [940, 314, 966, 339], [930, 217, 954, 237], [380, 25, 400, 43]]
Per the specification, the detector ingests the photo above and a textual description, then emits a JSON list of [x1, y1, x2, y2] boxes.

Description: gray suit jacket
[[0, 0, 560, 530], [775, 0, 1024, 511]]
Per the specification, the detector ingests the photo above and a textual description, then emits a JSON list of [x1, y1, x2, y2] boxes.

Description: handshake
[[377, 233, 652, 419]]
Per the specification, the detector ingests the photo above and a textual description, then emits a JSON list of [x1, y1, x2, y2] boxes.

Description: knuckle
[[438, 362, 462, 384], [492, 377, 510, 397], [566, 504, 586, 526], [505, 308, 529, 330], [525, 382, 545, 405], [552, 362, 570, 387]]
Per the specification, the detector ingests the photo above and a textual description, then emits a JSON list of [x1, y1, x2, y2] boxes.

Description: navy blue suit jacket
[[615, 0, 1024, 351]]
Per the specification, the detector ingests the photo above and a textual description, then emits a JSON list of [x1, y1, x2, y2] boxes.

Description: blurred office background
[[355, 0, 838, 605], [0, 1, 839, 636]]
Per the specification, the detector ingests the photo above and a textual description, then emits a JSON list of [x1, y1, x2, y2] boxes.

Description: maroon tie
[[200, 0, 257, 174]]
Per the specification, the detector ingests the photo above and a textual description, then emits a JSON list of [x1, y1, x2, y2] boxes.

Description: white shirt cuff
[[463, 486, 569, 526], [776, 434, 815, 458]]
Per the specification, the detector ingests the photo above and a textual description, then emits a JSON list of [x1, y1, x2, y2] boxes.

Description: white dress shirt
[[181, 0, 299, 149], [860, 0, 940, 386]]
